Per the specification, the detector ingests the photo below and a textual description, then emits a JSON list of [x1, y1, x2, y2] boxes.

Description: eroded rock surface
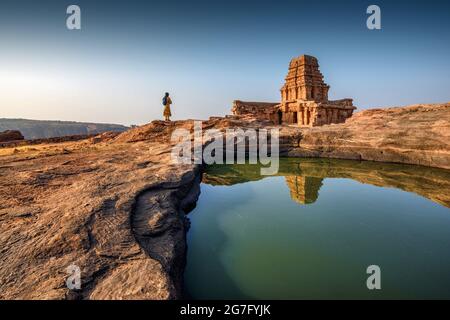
[[0, 103, 449, 299], [287, 103, 450, 169], [0, 137, 198, 299]]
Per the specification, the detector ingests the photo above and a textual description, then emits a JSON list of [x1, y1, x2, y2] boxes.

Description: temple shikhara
[[232, 55, 356, 126]]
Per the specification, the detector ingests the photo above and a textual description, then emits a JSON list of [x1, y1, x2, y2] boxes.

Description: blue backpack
[[162, 96, 167, 106]]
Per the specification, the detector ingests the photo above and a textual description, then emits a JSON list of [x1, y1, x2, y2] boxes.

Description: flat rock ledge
[[0, 103, 449, 299]]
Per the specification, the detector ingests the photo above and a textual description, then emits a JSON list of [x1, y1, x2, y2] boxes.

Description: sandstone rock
[[0, 136, 198, 300], [290, 103, 450, 169], [0, 134, 97, 149], [0, 102, 448, 300], [0, 130, 24, 142]]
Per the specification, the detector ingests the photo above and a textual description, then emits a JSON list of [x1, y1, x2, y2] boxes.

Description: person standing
[[162, 92, 172, 121]]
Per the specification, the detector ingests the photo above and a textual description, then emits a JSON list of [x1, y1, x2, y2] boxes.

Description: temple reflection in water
[[202, 158, 450, 208], [285, 176, 323, 204]]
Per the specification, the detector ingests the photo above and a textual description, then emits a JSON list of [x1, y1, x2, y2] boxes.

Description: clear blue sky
[[0, 0, 449, 125]]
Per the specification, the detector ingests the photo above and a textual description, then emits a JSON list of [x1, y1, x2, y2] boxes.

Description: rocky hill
[[0, 118, 129, 140]]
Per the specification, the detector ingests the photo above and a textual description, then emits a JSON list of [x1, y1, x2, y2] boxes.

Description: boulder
[[0, 130, 24, 142]]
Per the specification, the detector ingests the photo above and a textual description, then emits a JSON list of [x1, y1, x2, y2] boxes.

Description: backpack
[[162, 96, 167, 106]]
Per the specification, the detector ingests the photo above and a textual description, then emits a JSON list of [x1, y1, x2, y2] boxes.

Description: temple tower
[[280, 55, 330, 103], [277, 54, 356, 127]]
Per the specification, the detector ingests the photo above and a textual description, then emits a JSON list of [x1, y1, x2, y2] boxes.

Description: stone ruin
[[231, 55, 356, 126]]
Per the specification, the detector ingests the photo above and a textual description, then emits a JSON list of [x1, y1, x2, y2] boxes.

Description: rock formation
[[0, 102, 449, 300], [0, 126, 199, 300], [288, 103, 450, 169], [232, 55, 356, 126], [0, 134, 102, 149], [0, 130, 24, 142]]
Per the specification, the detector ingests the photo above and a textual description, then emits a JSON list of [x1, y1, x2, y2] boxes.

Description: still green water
[[184, 158, 450, 299]]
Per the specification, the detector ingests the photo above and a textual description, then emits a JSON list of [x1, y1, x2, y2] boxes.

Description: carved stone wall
[[231, 100, 280, 123]]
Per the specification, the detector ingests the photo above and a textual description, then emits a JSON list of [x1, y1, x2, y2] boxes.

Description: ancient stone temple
[[231, 54, 356, 126]]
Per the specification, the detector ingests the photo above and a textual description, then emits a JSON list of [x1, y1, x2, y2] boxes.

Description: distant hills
[[0, 118, 129, 140]]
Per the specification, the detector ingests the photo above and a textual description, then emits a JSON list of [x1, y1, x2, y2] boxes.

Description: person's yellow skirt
[[163, 105, 171, 117]]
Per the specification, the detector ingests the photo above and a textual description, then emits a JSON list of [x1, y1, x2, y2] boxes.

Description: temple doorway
[[293, 112, 298, 124], [277, 110, 283, 125]]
